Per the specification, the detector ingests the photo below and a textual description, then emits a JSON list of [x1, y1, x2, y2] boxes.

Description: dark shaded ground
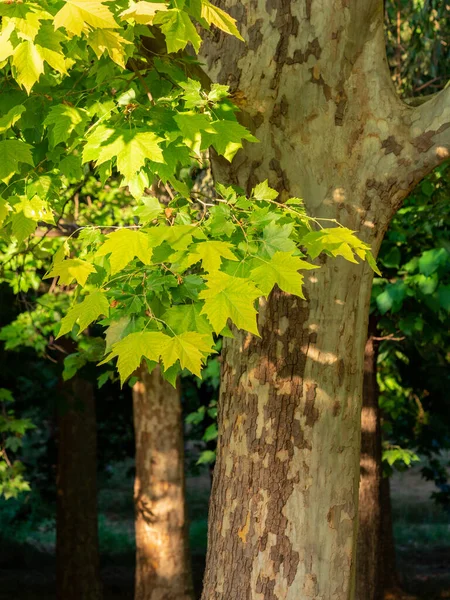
[[0, 461, 448, 599]]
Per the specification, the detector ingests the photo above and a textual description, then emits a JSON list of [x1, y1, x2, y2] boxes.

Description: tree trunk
[[356, 323, 383, 600], [381, 475, 399, 592], [56, 377, 102, 600], [133, 365, 193, 600], [198, 1, 450, 598]]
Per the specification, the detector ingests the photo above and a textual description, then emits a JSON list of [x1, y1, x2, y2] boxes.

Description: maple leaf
[[96, 229, 152, 275], [250, 251, 316, 297], [160, 332, 214, 378], [0, 105, 26, 134], [190, 240, 238, 272], [163, 304, 213, 336], [202, 120, 258, 162], [252, 180, 279, 201], [99, 331, 166, 385], [44, 105, 88, 147], [0, 140, 34, 183], [153, 9, 202, 53], [46, 258, 96, 287], [134, 196, 163, 224], [199, 271, 261, 335], [87, 29, 131, 68], [200, 0, 244, 40], [12, 41, 44, 94], [11, 212, 35, 246], [83, 127, 164, 180], [120, 2, 167, 24], [54, 0, 119, 37], [58, 291, 110, 338]]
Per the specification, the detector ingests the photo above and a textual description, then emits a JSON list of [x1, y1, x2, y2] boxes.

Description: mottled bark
[[56, 377, 102, 600], [198, 1, 450, 599], [356, 324, 383, 600], [133, 365, 193, 600]]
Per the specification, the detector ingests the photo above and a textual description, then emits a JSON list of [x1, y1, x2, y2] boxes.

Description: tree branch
[[408, 83, 450, 172]]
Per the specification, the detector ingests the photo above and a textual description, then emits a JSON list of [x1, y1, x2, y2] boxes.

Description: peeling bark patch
[[305, 384, 319, 427], [381, 135, 403, 156], [286, 38, 321, 65], [248, 18, 264, 51], [309, 68, 332, 102], [269, 0, 299, 90], [412, 123, 450, 153], [334, 91, 348, 126], [305, 0, 312, 20], [270, 95, 289, 127], [269, 158, 291, 195]]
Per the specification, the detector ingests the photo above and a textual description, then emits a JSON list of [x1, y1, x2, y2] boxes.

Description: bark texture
[[56, 377, 102, 600], [199, 2, 450, 599], [133, 365, 193, 600], [356, 325, 383, 600]]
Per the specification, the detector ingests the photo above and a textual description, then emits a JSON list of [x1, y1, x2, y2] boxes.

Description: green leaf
[[261, 222, 296, 256], [11, 211, 36, 245], [199, 271, 261, 335], [252, 180, 279, 201], [0, 105, 26, 133], [153, 9, 202, 53], [0, 139, 34, 183], [202, 120, 258, 162], [196, 449, 216, 465], [134, 196, 163, 224], [44, 104, 88, 147], [46, 258, 96, 287], [376, 281, 406, 315], [250, 251, 315, 297], [83, 127, 164, 180], [160, 332, 213, 378], [58, 291, 110, 338], [418, 248, 449, 277], [163, 304, 213, 336], [302, 227, 370, 263], [96, 229, 152, 275], [104, 316, 131, 351], [200, 0, 244, 40]]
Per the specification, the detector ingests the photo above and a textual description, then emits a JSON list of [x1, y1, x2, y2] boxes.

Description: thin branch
[[130, 59, 155, 105]]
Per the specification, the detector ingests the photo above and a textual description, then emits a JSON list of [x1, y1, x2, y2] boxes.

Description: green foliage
[[0, 0, 375, 388], [374, 163, 450, 482], [0, 389, 34, 500]]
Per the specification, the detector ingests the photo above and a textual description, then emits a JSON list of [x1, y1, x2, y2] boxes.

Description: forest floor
[[0, 460, 448, 599]]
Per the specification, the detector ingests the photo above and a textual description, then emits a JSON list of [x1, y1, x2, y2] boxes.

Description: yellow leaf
[[12, 41, 44, 94], [96, 228, 152, 275], [54, 0, 119, 37], [46, 258, 96, 287], [87, 29, 131, 68], [200, 0, 244, 41], [0, 21, 15, 62], [120, 1, 168, 24], [160, 332, 213, 378]]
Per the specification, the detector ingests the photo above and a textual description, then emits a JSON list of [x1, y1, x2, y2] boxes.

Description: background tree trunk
[[56, 377, 102, 600], [356, 322, 383, 600], [133, 365, 193, 600], [381, 475, 400, 592]]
